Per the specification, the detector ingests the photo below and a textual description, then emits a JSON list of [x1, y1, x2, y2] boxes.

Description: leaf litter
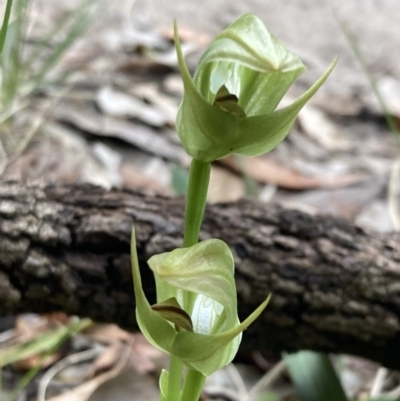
[[1, 1, 400, 400]]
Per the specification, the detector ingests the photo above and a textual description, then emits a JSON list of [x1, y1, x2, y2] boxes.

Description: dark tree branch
[[0, 182, 400, 368]]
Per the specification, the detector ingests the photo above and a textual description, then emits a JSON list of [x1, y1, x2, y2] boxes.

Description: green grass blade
[[258, 392, 283, 401], [0, 318, 91, 368], [336, 18, 398, 135], [4, 362, 41, 401], [0, 0, 13, 53], [1, 20, 21, 106], [284, 351, 348, 401], [22, 0, 95, 77], [0, 0, 29, 107], [25, 0, 96, 94], [367, 398, 396, 401]]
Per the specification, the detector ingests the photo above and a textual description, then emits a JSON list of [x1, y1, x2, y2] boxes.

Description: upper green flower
[[174, 13, 337, 162]]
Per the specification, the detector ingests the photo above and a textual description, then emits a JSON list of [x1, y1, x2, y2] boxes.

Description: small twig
[[370, 367, 388, 397], [0, 329, 15, 344], [248, 359, 286, 400], [382, 382, 400, 400], [226, 363, 249, 401], [389, 158, 400, 231], [37, 347, 101, 401]]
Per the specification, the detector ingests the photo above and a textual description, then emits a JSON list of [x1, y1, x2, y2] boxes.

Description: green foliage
[[284, 351, 348, 401], [0, 0, 95, 119], [258, 392, 283, 401], [0, 319, 91, 368], [367, 398, 396, 401]]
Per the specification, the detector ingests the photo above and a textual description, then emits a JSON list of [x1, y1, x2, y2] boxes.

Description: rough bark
[[1, 181, 400, 369]]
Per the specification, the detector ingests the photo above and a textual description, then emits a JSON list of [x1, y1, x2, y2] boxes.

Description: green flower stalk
[[174, 13, 337, 162]]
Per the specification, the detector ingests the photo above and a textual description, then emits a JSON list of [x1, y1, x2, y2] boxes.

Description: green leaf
[[258, 392, 283, 401], [284, 351, 348, 401]]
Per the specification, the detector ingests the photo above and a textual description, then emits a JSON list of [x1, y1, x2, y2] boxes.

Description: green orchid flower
[[174, 13, 337, 162], [131, 228, 269, 377]]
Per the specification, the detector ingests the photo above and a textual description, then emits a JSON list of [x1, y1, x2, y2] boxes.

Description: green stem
[[166, 159, 210, 401], [167, 356, 184, 401], [180, 369, 206, 401], [183, 159, 211, 248], [183, 159, 211, 314]]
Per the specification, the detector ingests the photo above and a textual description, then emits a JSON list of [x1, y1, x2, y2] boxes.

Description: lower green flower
[[130, 228, 270, 376]]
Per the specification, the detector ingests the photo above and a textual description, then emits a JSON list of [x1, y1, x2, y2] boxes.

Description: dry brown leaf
[[208, 165, 244, 203], [13, 314, 71, 371], [84, 324, 134, 345], [164, 74, 184, 96], [47, 341, 133, 401], [297, 105, 350, 151], [368, 76, 400, 117], [14, 351, 62, 371], [130, 83, 179, 126], [14, 315, 50, 343], [96, 86, 168, 127], [14, 313, 73, 342], [116, 58, 174, 76], [128, 333, 165, 375], [42, 313, 74, 326], [119, 163, 171, 194], [220, 155, 366, 190], [162, 26, 211, 47], [86, 327, 164, 375], [86, 342, 126, 379], [53, 103, 185, 162]]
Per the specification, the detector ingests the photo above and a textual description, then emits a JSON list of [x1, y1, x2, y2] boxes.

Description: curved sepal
[[159, 369, 169, 401], [174, 21, 238, 162], [130, 228, 175, 353], [172, 294, 271, 376], [233, 57, 338, 156]]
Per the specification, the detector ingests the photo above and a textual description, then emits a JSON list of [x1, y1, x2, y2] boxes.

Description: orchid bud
[[130, 229, 269, 377], [174, 13, 337, 162]]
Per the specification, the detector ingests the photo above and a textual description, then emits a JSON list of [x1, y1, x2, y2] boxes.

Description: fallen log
[[0, 181, 400, 368]]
